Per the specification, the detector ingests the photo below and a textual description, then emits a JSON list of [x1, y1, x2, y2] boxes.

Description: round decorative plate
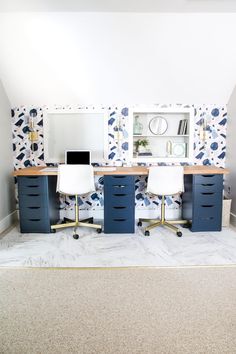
[[172, 143, 186, 157]]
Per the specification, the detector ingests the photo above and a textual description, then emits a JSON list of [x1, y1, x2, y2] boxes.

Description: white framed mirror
[[44, 108, 108, 163], [149, 115, 168, 135]]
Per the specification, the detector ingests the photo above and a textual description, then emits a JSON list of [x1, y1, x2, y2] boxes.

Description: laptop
[[65, 150, 91, 165]]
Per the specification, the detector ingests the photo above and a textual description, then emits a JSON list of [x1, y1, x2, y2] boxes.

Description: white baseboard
[[0, 210, 17, 234], [230, 212, 236, 227]]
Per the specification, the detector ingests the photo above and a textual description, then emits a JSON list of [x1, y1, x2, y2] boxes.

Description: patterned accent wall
[[12, 104, 227, 213], [193, 105, 227, 166]]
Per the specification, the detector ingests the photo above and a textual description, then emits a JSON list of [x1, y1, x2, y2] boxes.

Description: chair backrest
[[147, 166, 184, 196], [57, 164, 95, 195]]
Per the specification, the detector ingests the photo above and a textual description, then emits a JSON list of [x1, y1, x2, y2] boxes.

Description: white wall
[[225, 86, 236, 226], [0, 13, 236, 106], [0, 81, 16, 233]]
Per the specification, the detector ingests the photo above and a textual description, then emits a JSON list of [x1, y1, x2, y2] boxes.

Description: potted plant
[[134, 138, 149, 153]]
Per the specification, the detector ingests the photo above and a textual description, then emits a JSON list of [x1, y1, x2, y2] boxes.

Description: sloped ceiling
[[1, 0, 236, 13], [0, 12, 236, 106]]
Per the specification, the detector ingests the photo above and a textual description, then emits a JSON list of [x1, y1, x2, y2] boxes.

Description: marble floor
[[1, 223, 236, 267]]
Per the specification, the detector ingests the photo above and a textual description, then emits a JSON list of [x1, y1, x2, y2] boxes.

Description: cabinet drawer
[[193, 174, 223, 185], [18, 176, 47, 195], [19, 206, 49, 220], [18, 194, 48, 208], [191, 216, 221, 232], [104, 218, 135, 234], [20, 218, 51, 233], [194, 183, 222, 194], [105, 184, 134, 194], [104, 175, 134, 186], [106, 193, 134, 207], [194, 192, 222, 206], [194, 204, 220, 218], [105, 205, 134, 219]]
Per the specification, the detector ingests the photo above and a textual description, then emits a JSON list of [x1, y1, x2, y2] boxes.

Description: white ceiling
[[1, 0, 236, 13]]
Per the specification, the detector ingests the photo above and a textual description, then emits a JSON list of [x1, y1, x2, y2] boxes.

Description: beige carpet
[[0, 267, 236, 354]]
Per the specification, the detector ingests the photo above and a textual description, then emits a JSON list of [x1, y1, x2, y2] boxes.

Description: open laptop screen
[[65, 150, 91, 165]]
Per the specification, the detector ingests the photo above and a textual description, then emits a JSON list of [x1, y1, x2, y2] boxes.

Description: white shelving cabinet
[[128, 107, 194, 163]]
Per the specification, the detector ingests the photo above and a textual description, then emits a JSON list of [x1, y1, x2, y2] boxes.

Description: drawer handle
[[29, 219, 40, 221], [28, 207, 40, 209], [113, 218, 126, 222], [113, 176, 126, 179], [113, 194, 127, 197], [113, 206, 126, 209], [200, 217, 214, 221], [202, 184, 214, 187], [26, 176, 39, 179], [27, 194, 40, 197], [201, 174, 214, 177], [201, 192, 214, 195], [27, 185, 39, 188], [113, 185, 126, 188], [201, 205, 214, 208]]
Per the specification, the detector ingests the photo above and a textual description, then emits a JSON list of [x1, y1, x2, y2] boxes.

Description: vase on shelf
[[133, 115, 143, 135]]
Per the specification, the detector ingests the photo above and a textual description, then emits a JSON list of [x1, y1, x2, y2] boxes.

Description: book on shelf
[[177, 119, 188, 135], [138, 152, 153, 156], [177, 120, 182, 135]]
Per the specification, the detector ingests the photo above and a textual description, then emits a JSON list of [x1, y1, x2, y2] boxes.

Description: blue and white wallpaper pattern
[[12, 104, 227, 212]]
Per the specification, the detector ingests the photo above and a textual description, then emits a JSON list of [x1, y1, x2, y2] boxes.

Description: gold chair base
[[51, 221, 102, 231], [51, 195, 102, 236], [138, 195, 189, 236], [139, 218, 188, 233]]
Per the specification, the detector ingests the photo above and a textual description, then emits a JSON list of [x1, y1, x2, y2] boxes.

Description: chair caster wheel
[[144, 230, 150, 236], [177, 231, 182, 237], [73, 234, 79, 239], [182, 222, 191, 229], [97, 228, 102, 234], [137, 221, 142, 227]]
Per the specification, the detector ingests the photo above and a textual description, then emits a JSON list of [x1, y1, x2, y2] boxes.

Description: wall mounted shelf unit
[[129, 107, 194, 163]]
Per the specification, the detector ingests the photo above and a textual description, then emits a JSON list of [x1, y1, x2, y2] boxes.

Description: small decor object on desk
[[133, 115, 143, 135]]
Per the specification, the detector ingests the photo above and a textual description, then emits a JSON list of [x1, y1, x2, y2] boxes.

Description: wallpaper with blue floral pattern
[[12, 104, 227, 212]]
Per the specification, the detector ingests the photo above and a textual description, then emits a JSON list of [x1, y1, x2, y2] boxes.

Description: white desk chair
[[51, 165, 102, 239], [138, 166, 187, 237]]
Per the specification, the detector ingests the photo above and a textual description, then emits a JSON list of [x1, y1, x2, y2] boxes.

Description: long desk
[[13, 166, 229, 234]]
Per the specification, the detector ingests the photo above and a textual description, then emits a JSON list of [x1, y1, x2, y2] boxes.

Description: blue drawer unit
[[104, 175, 135, 233], [182, 174, 223, 232], [18, 176, 60, 233]]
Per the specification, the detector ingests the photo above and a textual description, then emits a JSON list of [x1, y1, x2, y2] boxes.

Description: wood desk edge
[[12, 165, 230, 177]]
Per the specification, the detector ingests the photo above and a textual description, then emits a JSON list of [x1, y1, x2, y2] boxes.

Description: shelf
[[133, 134, 189, 137], [130, 107, 194, 163]]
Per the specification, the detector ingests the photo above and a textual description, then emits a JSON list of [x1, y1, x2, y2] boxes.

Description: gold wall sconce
[[28, 120, 39, 142], [199, 118, 207, 141], [28, 131, 39, 142]]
